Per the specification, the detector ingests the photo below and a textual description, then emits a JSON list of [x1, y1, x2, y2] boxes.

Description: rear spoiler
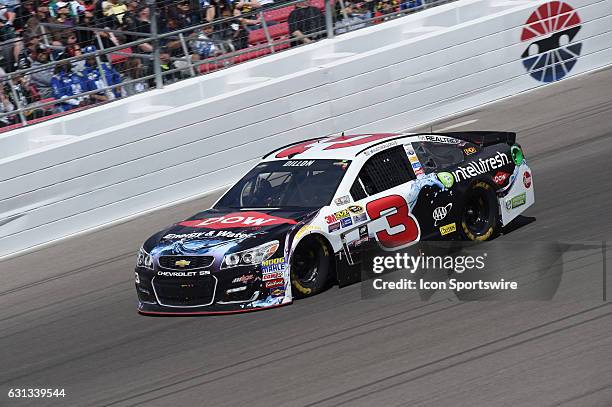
[[437, 131, 516, 147]]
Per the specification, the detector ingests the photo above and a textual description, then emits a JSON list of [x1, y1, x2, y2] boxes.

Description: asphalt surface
[[1, 67, 612, 407]]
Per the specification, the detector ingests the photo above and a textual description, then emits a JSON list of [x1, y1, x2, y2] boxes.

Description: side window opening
[[413, 142, 465, 171], [350, 146, 415, 200]]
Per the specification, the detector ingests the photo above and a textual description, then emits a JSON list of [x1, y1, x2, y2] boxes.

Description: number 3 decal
[[366, 195, 420, 249]]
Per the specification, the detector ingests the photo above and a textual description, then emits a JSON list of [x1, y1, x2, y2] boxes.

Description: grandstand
[[0, 0, 446, 132]]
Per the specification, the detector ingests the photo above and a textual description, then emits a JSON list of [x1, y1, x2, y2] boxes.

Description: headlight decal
[[136, 247, 154, 270], [221, 240, 279, 269]]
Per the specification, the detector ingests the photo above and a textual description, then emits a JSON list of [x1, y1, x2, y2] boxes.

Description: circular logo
[[521, 1, 582, 83], [437, 172, 455, 189], [523, 171, 532, 188]]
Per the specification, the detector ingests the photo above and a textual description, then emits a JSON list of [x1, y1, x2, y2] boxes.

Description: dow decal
[[520, 1, 582, 83]]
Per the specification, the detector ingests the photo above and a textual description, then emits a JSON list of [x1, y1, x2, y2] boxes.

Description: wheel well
[[292, 234, 336, 279]]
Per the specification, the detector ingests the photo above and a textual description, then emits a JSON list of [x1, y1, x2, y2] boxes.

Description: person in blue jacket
[[50, 58, 88, 112], [80, 45, 123, 102]]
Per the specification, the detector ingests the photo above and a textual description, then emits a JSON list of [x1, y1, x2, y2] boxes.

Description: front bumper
[[135, 263, 291, 315]]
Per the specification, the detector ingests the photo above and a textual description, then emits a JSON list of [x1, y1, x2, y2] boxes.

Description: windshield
[[215, 159, 351, 209]]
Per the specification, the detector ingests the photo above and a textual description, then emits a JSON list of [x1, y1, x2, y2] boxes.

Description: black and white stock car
[[135, 132, 534, 315]]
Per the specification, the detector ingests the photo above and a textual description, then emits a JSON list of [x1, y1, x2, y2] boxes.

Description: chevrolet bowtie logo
[[175, 259, 191, 268]]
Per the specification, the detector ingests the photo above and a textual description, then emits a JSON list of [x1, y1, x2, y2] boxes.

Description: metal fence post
[[260, 11, 275, 53], [178, 33, 196, 77], [325, 0, 335, 39], [7, 77, 28, 125], [147, 0, 163, 89]]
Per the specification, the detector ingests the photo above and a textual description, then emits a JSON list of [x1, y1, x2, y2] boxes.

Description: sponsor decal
[[523, 171, 532, 188], [439, 222, 457, 236], [432, 203, 452, 226], [411, 162, 422, 170], [351, 237, 369, 247], [452, 152, 510, 182], [328, 222, 341, 233], [364, 140, 398, 156], [263, 271, 284, 281], [418, 135, 461, 144], [341, 217, 353, 228], [335, 195, 351, 205], [157, 270, 209, 277], [262, 257, 285, 266], [408, 155, 420, 164], [262, 257, 286, 273], [521, 1, 582, 83], [326, 209, 350, 224], [163, 231, 255, 240], [265, 278, 284, 288], [437, 172, 455, 189], [271, 288, 285, 297], [348, 205, 364, 214], [359, 225, 368, 239], [506, 193, 527, 210], [227, 286, 247, 294], [464, 146, 477, 155], [283, 160, 315, 167], [295, 225, 322, 240], [175, 259, 191, 268], [353, 213, 367, 223], [232, 274, 255, 284], [179, 212, 297, 229], [493, 171, 510, 186], [414, 167, 425, 177]]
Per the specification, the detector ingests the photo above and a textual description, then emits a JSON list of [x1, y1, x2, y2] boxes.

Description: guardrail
[[0, 0, 611, 259]]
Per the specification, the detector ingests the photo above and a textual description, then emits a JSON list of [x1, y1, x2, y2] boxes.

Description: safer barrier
[[0, 0, 611, 258]]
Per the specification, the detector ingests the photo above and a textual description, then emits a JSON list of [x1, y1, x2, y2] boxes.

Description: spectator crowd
[[0, 0, 428, 127]]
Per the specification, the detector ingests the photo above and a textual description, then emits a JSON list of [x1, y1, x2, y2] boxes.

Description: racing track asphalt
[[1, 66, 612, 407]]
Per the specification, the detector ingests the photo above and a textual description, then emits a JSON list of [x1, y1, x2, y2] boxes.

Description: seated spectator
[[30, 47, 55, 98], [168, 0, 199, 29], [335, 1, 368, 34], [375, 0, 399, 17], [189, 24, 221, 59], [134, 6, 153, 53], [121, 56, 148, 96], [80, 45, 122, 101], [288, 0, 325, 46], [158, 47, 180, 85], [24, 4, 51, 40], [233, 0, 277, 32], [50, 58, 87, 111], [400, 0, 422, 10], [5, 73, 52, 120], [0, 0, 17, 27], [0, 85, 14, 126], [52, 2, 77, 26], [102, 0, 127, 26]]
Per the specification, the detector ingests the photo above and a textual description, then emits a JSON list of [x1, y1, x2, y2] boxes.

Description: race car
[[135, 132, 534, 315]]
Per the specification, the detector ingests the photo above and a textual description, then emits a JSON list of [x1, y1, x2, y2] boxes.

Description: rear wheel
[[290, 236, 331, 297], [460, 181, 500, 241]]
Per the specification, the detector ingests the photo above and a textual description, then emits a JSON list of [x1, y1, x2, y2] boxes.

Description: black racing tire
[[290, 235, 331, 298], [460, 181, 501, 241]]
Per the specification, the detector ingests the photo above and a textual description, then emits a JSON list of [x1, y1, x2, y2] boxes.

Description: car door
[[344, 145, 420, 253]]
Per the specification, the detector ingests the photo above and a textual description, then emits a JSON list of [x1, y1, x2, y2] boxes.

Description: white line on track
[[434, 119, 479, 132]]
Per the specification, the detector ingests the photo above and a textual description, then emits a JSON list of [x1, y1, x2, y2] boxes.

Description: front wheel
[[290, 236, 331, 297], [460, 181, 500, 241]]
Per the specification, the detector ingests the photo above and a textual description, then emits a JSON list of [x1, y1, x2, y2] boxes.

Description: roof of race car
[[263, 133, 461, 161]]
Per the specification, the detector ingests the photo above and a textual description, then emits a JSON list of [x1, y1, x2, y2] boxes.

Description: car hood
[[144, 208, 316, 256]]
